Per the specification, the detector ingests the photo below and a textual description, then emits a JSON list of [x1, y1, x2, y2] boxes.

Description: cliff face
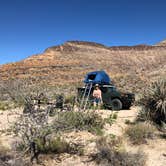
[[0, 40, 166, 92]]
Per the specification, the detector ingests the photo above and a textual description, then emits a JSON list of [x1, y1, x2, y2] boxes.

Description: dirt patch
[[0, 108, 22, 149]]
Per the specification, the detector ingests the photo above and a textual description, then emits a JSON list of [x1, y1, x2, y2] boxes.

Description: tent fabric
[[84, 70, 111, 85]]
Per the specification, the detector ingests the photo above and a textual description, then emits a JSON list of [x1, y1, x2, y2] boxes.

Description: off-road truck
[[77, 70, 135, 110], [77, 84, 135, 110]]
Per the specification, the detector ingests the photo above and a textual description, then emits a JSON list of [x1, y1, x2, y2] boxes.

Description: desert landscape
[[0, 40, 166, 92], [0, 40, 166, 166]]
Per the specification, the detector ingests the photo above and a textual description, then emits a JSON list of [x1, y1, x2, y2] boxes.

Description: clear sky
[[0, 0, 166, 64]]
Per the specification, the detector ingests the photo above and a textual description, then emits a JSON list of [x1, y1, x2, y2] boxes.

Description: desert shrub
[[35, 136, 83, 155], [0, 141, 13, 166], [104, 113, 118, 125], [125, 119, 136, 125], [35, 137, 69, 154], [0, 101, 10, 111], [125, 123, 155, 144], [0, 79, 55, 107], [92, 136, 146, 166], [137, 78, 166, 125], [13, 94, 85, 163], [13, 94, 54, 163], [64, 95, 75, 104], [0, 79, 29, 106], [0, 145, 30, 166], [0, 142, 9, 160], [53, 111, 105, 135], [159, 122, 166, 139], [125, 119, 131, 125], [112, 112, 118, 119]]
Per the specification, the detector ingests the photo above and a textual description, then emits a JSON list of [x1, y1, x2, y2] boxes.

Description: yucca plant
[[138, 78, 166, 125]]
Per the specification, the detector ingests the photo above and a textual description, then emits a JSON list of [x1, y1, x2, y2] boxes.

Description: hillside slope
[[0, 41, 166, 92], [156, 39, 166, 46]]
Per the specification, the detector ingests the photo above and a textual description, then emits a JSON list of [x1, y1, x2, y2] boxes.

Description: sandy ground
[[0, 108, 21, 149], [0, 107, 166, 166]]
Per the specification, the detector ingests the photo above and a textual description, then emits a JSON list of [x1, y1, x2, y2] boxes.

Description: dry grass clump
[[17, 136, 84, 156], [137, 78, 166, 125], [91, 136, 146, 166], [0, 141, 13, 166], [0, 78, 78, 110], [0, 101, 10, 111], [0, 141, 32, 166], [125, 123, 156, 144], [35, 136, 83, 155], [54, 111, 105, 135], [104, 113, 118, 125]]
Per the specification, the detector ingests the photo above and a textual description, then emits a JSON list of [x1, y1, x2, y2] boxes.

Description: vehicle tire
[[111, 99, 122, 110]]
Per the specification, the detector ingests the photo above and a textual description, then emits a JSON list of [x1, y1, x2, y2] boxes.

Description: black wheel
[[111, 99, 122, 110]]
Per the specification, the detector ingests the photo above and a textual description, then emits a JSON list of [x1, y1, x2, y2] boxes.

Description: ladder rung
[[80, 84, 88, 108], [83, 83, 93, 110]]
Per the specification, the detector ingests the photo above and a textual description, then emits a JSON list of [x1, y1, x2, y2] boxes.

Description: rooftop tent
[[84, 70, 111, 85]]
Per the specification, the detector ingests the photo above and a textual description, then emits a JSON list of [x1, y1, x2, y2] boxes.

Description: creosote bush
[[138, 78, 166, 125], [54, 111, 105, 135], [125, 122, 155, 144], [92, 136, 146, 166]]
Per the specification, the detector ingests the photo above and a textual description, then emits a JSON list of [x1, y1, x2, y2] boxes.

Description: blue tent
[[84, 70, 111, 85]]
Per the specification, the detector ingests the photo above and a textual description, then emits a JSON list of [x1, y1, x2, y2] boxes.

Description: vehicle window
[[101, 87, 114, 93], [107, 88, 113, 93], [88, 74, 96, 80]]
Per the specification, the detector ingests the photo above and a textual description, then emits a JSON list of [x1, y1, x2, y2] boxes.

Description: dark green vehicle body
[[77, 85, 135, 110]]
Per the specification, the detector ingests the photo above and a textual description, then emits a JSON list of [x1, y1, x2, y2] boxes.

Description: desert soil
[[0, 107, 166, 166]]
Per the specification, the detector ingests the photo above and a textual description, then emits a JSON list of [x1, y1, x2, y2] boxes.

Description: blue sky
[[0, 0, 166, 64]]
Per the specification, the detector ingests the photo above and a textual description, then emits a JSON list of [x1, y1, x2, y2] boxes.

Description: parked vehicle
[[78, 84, 134, 110], [77, 70, 135, 110]]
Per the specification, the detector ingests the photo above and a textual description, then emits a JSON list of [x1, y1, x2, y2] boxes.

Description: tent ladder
[[80, 83, 93, 110]]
